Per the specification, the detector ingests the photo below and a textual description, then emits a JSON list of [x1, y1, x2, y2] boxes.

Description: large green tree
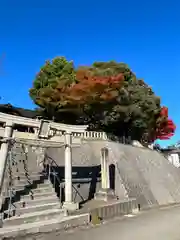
[[29, 57, 77, 120], [30, 57, 175, 143], [76, 62, 161, 142]]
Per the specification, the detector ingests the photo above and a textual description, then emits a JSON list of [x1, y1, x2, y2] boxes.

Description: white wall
[[167, 153, 180, 168]]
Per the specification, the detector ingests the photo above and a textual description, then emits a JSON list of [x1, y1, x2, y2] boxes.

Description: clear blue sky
[[0, 0, 179, 147]]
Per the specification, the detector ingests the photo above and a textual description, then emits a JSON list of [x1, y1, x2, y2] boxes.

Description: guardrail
[[74, 131, 108, 140]]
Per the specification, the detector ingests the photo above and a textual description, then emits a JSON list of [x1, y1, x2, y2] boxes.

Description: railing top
[[0, 112, 88, 133]]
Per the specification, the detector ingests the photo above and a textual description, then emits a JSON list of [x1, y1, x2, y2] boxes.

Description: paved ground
[[59, 204, 180, 240]]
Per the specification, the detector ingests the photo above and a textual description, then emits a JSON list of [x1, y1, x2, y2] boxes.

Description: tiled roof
[[0, 103, 42, 118]]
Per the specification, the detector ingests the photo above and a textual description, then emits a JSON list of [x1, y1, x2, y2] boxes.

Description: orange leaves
[[64, 70, 124, 106]]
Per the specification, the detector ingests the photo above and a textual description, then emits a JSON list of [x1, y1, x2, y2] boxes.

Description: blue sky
[[0, 0, 179, 147]]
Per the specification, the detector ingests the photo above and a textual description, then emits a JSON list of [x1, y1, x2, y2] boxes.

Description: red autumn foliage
[[65, 70, 124, 105], [155, 107, 176, 140]]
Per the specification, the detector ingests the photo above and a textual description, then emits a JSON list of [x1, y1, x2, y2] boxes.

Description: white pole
[[101, 148, 110, 189], [64, 132, 72, 203]]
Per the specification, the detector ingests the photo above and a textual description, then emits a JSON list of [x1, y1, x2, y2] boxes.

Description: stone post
[[0, 121, 13, 194], [101, 147, 110, 189], [0, 121, 13, 226], [63, 132, 79, 211], [95, 147, 116, 201]]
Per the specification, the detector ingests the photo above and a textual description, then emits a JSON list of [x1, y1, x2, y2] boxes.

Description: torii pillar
[[62, 127, 87, 211], [0, 121, 13, 226], [62, 131, 79, 211], [0, 121, 13, 196]]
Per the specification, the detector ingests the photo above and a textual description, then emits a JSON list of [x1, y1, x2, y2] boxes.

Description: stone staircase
[[2, 171, 64, 228]]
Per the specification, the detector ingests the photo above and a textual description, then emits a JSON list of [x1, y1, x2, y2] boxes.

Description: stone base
[[62, 202, 79, 212], [132, 208, 139, 214], [95, 188, 117, 202]]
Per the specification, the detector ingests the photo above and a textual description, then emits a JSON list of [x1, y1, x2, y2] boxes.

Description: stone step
[[32, 186, 54, 194], [5, 181, 53, 197], [15, 172, 45, 178], [14, 176, 46, 185], [17, 172, 44, 176], [22, 191, 57, 201], [12, 179, 51, 190], [3, 208, 64, 226], [0, 214, 90, 239], [14, 179, 33, 185], [17, 174, 44, 181], [37, 182, 53, 188], [3, 184, 53, 200], [13, 183, 31, 191], [15, 196, 59, 208], [5, 202, 61, 216]]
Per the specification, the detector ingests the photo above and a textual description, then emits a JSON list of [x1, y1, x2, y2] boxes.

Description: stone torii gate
[[0, 112, 88, 211]]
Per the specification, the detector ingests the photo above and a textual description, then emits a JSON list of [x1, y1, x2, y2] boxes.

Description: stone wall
[[46, 141, 180, 209]]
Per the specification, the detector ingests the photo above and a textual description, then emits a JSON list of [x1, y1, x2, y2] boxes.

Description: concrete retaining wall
[[8, 140, 180, 210], [47, 141, 180, 209], [90, 198, 137, 220]]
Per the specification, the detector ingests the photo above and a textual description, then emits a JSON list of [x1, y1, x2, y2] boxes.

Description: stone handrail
[[0, 127, 108, 141], [73, 131, 108, 140], [45, 128, 108, 140]]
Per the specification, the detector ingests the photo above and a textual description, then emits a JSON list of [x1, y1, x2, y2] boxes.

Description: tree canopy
[[29, 56, 176, 144]]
